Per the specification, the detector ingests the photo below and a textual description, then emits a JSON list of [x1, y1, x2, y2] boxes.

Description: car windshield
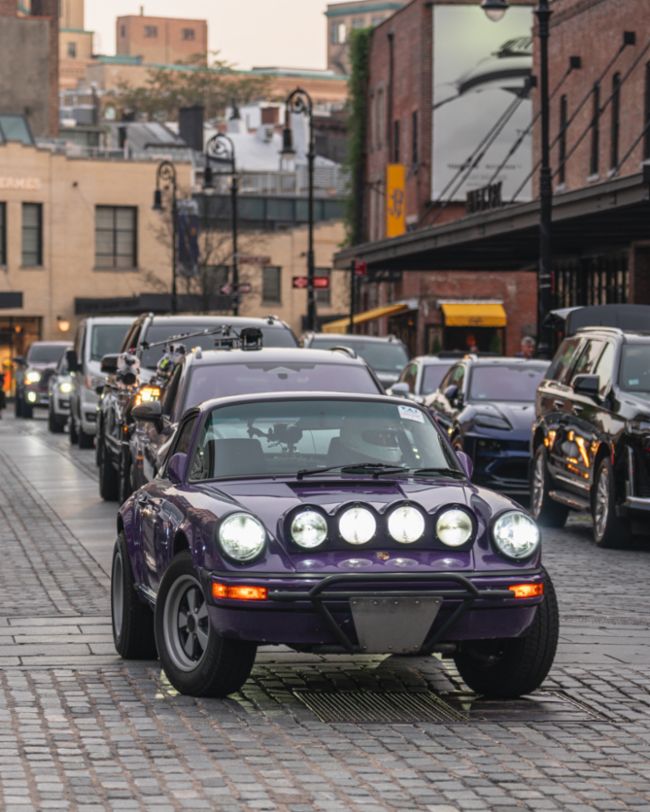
[[468, 364, 548, 402], [189, 399, 457, 480], [141, 322, 296, 368], [310, 338, 408, 373], [90, 323, 131, 361], [619, 344, 650, 393], [183, 361, 379, 412], [422, 362, 454, 394], [27, 344, 66, 364]]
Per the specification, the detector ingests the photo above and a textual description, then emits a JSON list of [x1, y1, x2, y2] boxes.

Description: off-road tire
[[454, 570, 559, 698], [592, 457, 629, 548], [48, 408, 66, 433], [14, 396, 24, 418], [155, 551, 257, 697], [78, 425, 95, 449], [111, 533, 156, 659], [99, 440, 119, 501], [530, 445, 569, 528], [69, 413, 79, 445]]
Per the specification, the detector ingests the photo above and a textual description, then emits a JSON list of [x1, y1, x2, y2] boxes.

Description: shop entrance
[[0, 317, 41, 395]]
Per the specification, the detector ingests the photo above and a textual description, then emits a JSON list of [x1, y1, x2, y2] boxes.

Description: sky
[[85, 0, 351, 71]]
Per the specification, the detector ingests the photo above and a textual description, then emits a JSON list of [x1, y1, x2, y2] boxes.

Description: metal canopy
[[334, 173, 650, 272]]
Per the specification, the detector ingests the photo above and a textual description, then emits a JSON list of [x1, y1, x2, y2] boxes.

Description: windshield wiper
[[410, 467, 466, 479], [296, 463, 409, 480]]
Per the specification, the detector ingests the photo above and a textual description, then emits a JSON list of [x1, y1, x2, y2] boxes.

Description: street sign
[[220, 283, 252, 295], [292, 276, 309, 289], [313, 276, 330, 289]]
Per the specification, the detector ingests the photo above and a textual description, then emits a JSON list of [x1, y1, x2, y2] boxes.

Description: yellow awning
[[322, 303, 409, 333], [440, 302, 507, 328]]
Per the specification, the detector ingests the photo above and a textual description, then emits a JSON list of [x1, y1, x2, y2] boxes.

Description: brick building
[[59, 0, 94, 90], [335, 0, 650, 356], [116, 13, 208, 66]]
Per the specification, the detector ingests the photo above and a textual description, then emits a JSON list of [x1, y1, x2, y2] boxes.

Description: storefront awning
[[440, 302, 507, 328], [322, 303, 410, 333]]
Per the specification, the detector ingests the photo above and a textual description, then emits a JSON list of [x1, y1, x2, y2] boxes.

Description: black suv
[[531, 326, 650, 547], [96, 313, 298, 501]]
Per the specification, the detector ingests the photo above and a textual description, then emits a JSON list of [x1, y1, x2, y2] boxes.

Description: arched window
[[610, 73, 621, 170], [558, 94, 568, 184], [589, 82, 600, 177]]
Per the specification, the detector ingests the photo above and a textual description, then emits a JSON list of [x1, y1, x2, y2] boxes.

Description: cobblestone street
[[1, 413, 650, 811]]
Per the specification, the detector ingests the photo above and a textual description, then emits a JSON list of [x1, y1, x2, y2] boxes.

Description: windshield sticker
[[398, 405, 425, 423], [629, 378, 640, 386]]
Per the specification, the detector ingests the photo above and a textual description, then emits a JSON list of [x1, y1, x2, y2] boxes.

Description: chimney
[[179, 105, 204, 151], [140, 5, 144, 15]]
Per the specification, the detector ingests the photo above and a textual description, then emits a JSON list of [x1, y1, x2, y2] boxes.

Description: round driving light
[[26, 370, 41, 384], [436, 508, 473, 547], [218, 513, 266, 562], [338, 506, 376, 545], [59, 381, 73, 394], [493, 511, 540, 560], [27, 391, 37, 403], [291, 510, 328, 549], [387, 505, 426, 544]]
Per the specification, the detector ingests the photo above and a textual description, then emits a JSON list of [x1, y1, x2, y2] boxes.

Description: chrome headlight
[[59, 381, 73, 394], [493, 511, 540, 560], [436, 508, 473, 547], [25, 370, 41, 384], [218, 513, 266, 562], [338, 506, 376, 545], [387, 505, 425, 544], [291, 510, 328, 549]]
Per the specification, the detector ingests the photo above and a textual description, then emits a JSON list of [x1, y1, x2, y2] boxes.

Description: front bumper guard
[[261, 572, 522, 654]]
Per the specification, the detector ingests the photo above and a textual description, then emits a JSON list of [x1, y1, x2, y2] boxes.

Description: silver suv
[[67, 316, 133, 448]]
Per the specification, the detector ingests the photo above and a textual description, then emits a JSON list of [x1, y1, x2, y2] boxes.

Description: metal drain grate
[[292, 689, 467, 724]]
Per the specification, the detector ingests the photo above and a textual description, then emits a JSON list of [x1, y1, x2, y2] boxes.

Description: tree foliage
[[344, 28, 372, 246], [112, 52, 271, 121]]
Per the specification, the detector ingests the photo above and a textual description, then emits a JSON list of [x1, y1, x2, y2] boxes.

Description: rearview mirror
[[100, 353, 119, 374], [65, 348, 80, 374], [573, 374, 600, 399], [167, 452, 187, 485], [132, 400, 162, 422], [390, 382, 410, 399], [12, 356, 25, 366]]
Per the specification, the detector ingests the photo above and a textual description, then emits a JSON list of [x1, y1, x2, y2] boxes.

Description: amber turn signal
[[508, 583, 544, 599], [212, 582, 268, 601]]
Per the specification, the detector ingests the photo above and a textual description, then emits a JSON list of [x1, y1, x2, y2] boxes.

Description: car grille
[[491, 459, 529, 482]]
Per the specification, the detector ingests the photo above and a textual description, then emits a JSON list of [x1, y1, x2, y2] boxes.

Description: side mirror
[[13, 356, 25, 366], [65, 349, 80, 374], [443, 384, 459, 402], [456, 450, 473, 479], [132, 400, 162, 423], [573, 374, 600, 399], [100, 353, 119, 374], [167, 452, 187, 485], [390, 382, 410, 399]]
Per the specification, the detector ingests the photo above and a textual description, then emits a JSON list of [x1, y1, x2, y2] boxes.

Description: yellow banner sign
[[385, 163, 406, 238]]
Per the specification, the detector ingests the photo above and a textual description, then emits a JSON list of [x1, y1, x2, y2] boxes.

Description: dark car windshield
[[182, 361, 379, 413], [468, 363, 548, 402], [619, 344, 650, 393], [422, 362, 454, 394], [189, 399, 456, 480], [309, 338, 409, 373], [90, 323, 131, 361], [26, 344, 67, 365], [141, 322, 297, 368]]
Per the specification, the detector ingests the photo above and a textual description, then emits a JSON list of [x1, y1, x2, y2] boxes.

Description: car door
[[139, 413, 198, 593]]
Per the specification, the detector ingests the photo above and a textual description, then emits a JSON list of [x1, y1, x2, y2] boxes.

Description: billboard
[[432, 5, 533, 203], [385, 163, 406, 238]]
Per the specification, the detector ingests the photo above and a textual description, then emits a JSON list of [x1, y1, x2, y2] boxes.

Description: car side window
[[571, 340, 605, 381], [401, 363, 418, 392], [594, 343, 616, 395], [546, 338, 582, 384]]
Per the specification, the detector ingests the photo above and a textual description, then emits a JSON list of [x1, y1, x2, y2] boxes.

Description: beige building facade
[[116, 15, 208, 65]]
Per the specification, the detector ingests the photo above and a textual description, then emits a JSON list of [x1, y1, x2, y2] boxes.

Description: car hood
[[465, 401, 536, 436], [619, 391, 650, 416], [194, 476, 529, 575]]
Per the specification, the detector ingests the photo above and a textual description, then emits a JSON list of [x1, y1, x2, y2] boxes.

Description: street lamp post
[[282, 87, 316, 332], [153, 160, 178, 314], [204, 133, 240, 316], [482, 0, 554, 356]]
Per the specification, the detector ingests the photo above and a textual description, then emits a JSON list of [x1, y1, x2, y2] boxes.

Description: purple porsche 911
[[111, 393, 558, 698]]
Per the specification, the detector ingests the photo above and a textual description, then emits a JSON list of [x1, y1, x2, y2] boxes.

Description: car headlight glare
[[26, 370, 41, 384], [59, 381, 73, 394], [493, 511, 540, 560], [338, 506, 376, 545], [436, 508, 473, 547], [291, 510, 328, 549], [387, 505, 425, 544], [218, 513, 266, 562]]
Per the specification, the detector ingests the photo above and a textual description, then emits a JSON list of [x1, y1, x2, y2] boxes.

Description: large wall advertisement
[[432, 5, 533, 203]]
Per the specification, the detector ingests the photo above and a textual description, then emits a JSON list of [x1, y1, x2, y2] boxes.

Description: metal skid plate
[[350, 596, 442, 654]]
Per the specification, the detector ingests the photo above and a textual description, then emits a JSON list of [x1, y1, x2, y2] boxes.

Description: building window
[[120, 24, 126, 38], [352, 16, 365, 29], [22, 203, 42, 266], [182, 28, 196, 41], [0, 203, 6, 265], [315, 268, 331, 306], [144, 25, 158, 38], [411, 110, 419, 165], [67, 41, 77, 59], [336, 22, 347, 44], [262, 266, 281, 303], [95, 206, 137, 270], [393, 120, 400, 163], [558, 94, 568, 184], [589, 82, 600, 177], [610, 73, 621, 170], [644, 63, 650, 161], [375, 88, 384, 150], [371, 15, 385, 26]]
